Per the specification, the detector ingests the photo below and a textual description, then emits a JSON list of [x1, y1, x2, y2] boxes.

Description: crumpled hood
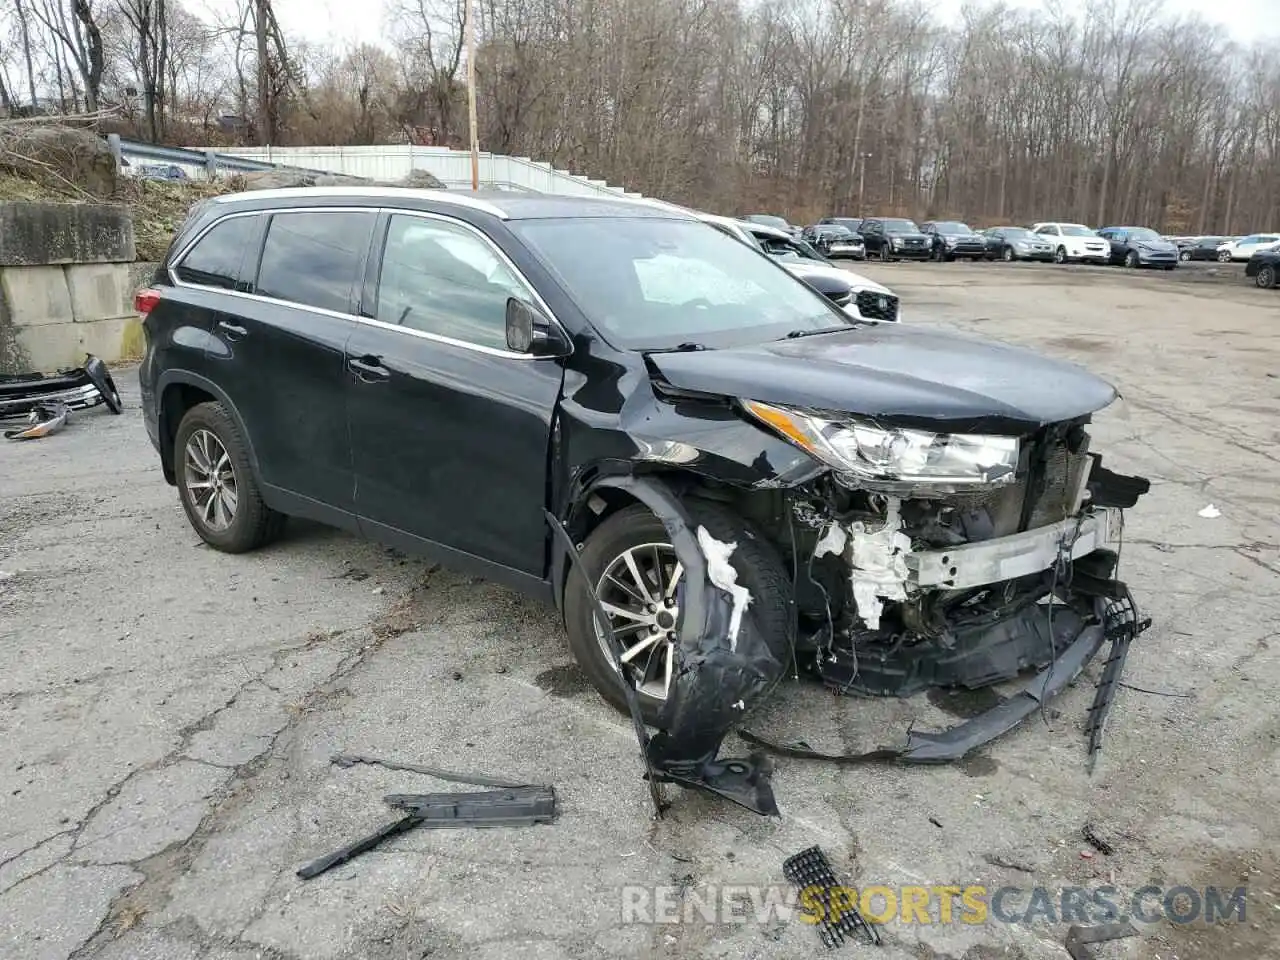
[[783, 261, 892, 296], [647, 323, 1118, 434]]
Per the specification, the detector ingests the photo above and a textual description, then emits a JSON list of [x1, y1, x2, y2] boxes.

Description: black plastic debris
[[0, 353, 122, 419], [783, 845, 880, 949], [4, 400, 69, 440], [298, 762, 558, 880], [1081, 823, 1115, 856], [1064, 921, 1138, 959]]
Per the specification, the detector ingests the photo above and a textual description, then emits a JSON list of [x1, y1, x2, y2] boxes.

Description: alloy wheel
[[184, 429, 238, 531], [1003, 247, 1014, 262], [1055, 246, 1066, 264], [1179, 251, 1191, 261], [1258, 265, 1277, 289], [1218, 250, 1231, 262], [593, 542, 683, 700], [1125, 251, 1139, 268]]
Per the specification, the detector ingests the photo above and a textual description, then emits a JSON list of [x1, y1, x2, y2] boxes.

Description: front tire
[[1002, 246, 1015, 262], [563, 501, 793, 725], [1054, 246, 1067, 264], [1218, 250, 1232, 262], [1124, 250, 1139, 268], [1257, 265, 1277, 289], [174, 402, 284, 553], [1179, 250, 1191, 261], [878, 244, 892, 262]]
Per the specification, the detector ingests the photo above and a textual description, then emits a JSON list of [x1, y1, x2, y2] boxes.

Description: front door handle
[[217, 320, 247, 340], [349, 355, 390, 383]]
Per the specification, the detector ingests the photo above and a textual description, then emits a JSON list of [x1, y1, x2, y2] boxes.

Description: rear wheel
[[1218, 250, 1232, 262], [174, 402, 285, 553], [1179, 250, 1191, 261], [1257, 265, 1277, 289], [563, 501, 793, 725]]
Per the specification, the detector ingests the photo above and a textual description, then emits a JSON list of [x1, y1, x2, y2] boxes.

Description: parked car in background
[[1245, 247, 1279, 289], [1217, 234, 1280, 262], [740, 214, 802, 238], [817, 216, 865, 233], [1096, 226, 1179, 269], [980, 226, 1055, 262], [801, 224, 866, 259], [1180, 236, 1231, 261], [701, 215, 896, 321], [857, 217, 931, 261], [1030, 222, 1111, 265], [920, 221, 987, 261]]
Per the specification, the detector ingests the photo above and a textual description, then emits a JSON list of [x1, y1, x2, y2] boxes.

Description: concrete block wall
[[0, 202, 145, 374]]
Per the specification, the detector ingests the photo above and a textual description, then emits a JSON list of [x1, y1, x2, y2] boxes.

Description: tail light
[[134, 288, 161, 318]]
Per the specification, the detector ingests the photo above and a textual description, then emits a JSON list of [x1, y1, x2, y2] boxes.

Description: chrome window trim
[[167, 204, 572, 362]]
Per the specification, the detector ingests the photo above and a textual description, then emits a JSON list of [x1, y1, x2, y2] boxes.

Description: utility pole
[[465, 0, 479, 191]]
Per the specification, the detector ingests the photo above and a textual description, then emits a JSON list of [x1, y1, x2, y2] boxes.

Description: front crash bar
[[908, 508, 1120, 590]]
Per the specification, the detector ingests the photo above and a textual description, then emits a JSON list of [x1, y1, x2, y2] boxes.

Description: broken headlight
[[742, 401, 1018, 485]]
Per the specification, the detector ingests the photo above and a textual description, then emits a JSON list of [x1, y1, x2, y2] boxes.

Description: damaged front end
[[736, 401, 1151, 767]]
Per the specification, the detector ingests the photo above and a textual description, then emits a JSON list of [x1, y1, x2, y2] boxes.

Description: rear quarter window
[[173, 215, 257, 290]]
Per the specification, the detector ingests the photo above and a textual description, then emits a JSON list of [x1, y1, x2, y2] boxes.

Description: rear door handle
[[349, 355, 390, 383], [217, 320, 247, 340]]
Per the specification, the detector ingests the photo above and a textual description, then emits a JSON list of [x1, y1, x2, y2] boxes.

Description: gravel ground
[[1, 260, 1277, 960]]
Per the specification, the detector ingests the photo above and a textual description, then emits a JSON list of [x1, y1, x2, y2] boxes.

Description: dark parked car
[[980, 226, 1055, 262], [920, 221, 987, 261], [1245, 247, 1279, 289], [740, 214, 801, 238], [800, 224, 865, 259], [857, 217, 931, 260], [1179, 236, 1230, 262], [137, 187, 1150, 795], [1096, 226, 1179, 269]]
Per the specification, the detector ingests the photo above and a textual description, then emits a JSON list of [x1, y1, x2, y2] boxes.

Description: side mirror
[[505, 297, 571, 358]]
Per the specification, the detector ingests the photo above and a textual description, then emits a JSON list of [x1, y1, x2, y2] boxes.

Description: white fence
[[195, 144, 643, 199]]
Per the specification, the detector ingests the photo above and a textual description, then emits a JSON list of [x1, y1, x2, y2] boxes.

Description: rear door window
[[173, 216, 257, 290], [255, 210, 376, 314]]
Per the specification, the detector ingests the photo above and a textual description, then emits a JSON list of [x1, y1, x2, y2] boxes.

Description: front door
[[346, 211, 564, 578]]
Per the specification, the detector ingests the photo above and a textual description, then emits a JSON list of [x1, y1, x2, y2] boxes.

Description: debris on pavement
[[1064, 920, 1139, 959], [0, 352, 122, 420], [299, 762, 559, 880], [782, 845, 881, 949], [4, 399, 69, 440], [1081, 823, 1115, 856], [982, 853, 1035, 873], [1197, 503, 1221, 518]]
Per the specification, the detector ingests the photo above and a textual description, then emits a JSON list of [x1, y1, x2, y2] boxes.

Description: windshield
[[826, 218, 862, 230], [1000, 227, 1035, 239], [882, 219, 920, 232], [1129, 228, 1161, 241], [934, 221, 973, 233], [745, 215, 790, 230], [511, 217, 848, 350], [759, 236, 821, 262], [1061, 225, 1098, 237], [819, 225, 853, 237]]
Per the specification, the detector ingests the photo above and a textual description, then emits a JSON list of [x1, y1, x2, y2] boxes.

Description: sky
[[193, 0, 1279, 50]]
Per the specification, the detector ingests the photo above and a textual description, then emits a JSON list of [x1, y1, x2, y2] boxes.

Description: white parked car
[[1216, 233, 1280, 262], [1030, 222, 1112, 264], [697, 213, 901, 322]]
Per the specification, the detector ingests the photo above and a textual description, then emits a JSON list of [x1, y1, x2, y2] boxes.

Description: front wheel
[[1257, 265, 1277, 289], [878, 245, 892, 262], [1124, 250, 1139, 268], [1002, 246, 1015, 262], [1054, 246, 1067, 264], [1218, 250, 1232, 262], [563, 501, 793, 725], [174, 402, 285, 553], [1179, 250, 1192, 261]]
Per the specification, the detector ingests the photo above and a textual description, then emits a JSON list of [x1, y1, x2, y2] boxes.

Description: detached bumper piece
[[4, 400, 70, 440], [0, 353, 122, 438], [298, 769, 557, 880], [783, 845, 881, 949]]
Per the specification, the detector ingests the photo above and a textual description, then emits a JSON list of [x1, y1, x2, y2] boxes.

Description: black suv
[[856, 217, 931, 260], [138, 187, 1149, 788]]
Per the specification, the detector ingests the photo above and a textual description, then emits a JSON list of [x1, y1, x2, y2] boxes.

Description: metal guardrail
[[109, 134, 344, 179]]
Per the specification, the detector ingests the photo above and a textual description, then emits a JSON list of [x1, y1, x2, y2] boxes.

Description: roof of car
[[207, 186, 695, 222]]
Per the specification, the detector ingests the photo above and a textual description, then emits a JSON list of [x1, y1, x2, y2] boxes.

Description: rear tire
[[1257, 265, 1277, 289], [1218, 250, 1232, 262], [1179, 250, 1191, 261], [563, 500, 793, 726], [174, 402, 285, 553]]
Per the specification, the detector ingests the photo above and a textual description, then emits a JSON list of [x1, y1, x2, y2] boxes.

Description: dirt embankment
[[0, 123, 446, 262]]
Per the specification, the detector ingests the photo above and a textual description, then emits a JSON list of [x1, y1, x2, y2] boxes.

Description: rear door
[[211, 208, 376, 517], [346, 211, 565, 578]]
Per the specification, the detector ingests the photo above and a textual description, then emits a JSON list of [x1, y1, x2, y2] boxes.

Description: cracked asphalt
[[2, 260, 1278, 960]]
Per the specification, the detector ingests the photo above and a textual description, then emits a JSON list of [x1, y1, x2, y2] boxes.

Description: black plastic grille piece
[[782, 845, 882, 949]]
